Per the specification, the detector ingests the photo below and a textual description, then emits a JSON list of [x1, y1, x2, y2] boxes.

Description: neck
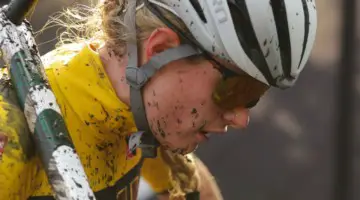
[[98, 46, 131, 106]]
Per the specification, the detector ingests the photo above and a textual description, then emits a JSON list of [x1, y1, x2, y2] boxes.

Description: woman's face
[[143, 56, 264, 154], [133, 27, 268, 154]]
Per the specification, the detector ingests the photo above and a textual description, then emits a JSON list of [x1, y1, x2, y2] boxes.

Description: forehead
[[209, 54, 270, 90]]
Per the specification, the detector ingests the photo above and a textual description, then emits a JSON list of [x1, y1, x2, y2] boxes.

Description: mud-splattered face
[[142, 57, 248, 154], [102, 28, 265, 154]]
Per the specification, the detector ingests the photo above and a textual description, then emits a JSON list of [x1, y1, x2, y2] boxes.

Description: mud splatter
[[161, 117, 167, 127], [191, 108, 199, 119], [153, 101, 159, 110], [157, 120, 166, 138], [177, 118, 182, 124], [191, 108, 197, 114]]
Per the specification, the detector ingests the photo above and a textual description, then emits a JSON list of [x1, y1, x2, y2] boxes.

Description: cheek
[[143, 68, 219, 141]]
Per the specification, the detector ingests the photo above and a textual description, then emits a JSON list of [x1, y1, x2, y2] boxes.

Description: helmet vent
[[298, 0, 310, 69], [270, 0, 292, 78], [189, 0, 207, 23], [229, 1, 274, 85]]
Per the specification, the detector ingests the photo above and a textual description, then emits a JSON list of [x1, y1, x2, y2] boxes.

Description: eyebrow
[[205, 54, 243, 79]]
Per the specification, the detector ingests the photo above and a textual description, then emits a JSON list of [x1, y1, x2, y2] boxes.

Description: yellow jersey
[[0, 43, 171, 200]]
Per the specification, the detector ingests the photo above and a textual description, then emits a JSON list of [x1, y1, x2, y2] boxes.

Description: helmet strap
[[124, 0, 201, 158]]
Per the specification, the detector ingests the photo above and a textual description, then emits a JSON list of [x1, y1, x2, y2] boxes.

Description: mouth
[[204, 132, 212, 139], [196, 131, 211, 142]]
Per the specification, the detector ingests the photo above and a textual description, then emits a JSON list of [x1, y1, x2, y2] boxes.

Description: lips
[[202, 132, 212, 140], [196, 132, 210, 142]]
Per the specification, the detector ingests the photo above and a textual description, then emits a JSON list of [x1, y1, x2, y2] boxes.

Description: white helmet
[[146, 0, 317, 88]]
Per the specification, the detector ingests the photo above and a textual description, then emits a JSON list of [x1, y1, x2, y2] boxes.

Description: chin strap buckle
[[139, 131, 159, 158], [127, 131, 159, 159]]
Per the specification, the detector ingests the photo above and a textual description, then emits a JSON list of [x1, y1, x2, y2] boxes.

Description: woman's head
[[99, 0, 275, 153]]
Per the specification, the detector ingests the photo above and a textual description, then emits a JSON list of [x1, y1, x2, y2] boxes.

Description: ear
[[145, 27, 181, 59]]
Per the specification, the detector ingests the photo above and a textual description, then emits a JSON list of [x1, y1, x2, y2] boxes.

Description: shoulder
[[41, 43, 85, 69]]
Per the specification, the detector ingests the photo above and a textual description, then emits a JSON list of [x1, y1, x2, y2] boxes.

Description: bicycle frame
[[0, 0, 95, 199]]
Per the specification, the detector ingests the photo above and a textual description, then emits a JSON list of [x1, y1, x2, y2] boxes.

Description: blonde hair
[[42, 0, 200, 199]]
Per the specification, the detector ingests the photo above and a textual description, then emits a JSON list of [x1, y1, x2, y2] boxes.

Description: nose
[[223, 108, 250, 129], [202, 114, 229, 134], [203, 108, 250, 134]]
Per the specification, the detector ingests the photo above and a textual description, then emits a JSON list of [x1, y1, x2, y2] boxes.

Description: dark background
[[2, 0, 359, 199]]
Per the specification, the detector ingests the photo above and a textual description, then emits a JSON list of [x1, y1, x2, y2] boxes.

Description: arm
[[156, 156, 223, 200]]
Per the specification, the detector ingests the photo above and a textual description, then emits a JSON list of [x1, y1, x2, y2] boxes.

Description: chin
[[186, 144, 199, 154], [172, 143, 199, 155]]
